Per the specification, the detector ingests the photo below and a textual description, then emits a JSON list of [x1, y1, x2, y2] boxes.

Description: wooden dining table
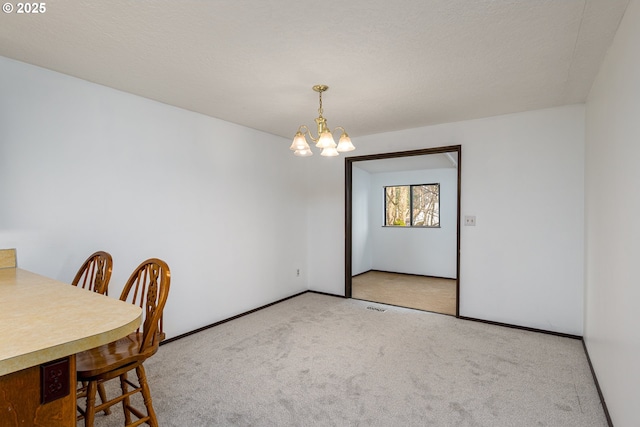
[[0, 267, 141, 427]]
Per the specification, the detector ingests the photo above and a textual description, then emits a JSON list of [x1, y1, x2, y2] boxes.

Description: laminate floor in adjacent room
[[352, 270, 457, 315]]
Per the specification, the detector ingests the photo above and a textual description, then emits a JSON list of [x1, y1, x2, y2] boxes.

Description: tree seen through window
[[385, 184, 439, 227]]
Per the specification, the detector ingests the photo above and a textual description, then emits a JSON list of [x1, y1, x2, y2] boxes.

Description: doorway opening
[[345, 146, 461, 316]]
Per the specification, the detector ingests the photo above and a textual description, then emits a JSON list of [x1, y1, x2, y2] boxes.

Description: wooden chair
[[71, 251, 113, 295], [76, 258, 171, 427], [72, 251, 113, 415]]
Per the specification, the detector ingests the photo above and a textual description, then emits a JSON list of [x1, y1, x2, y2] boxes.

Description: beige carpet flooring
[[83, 293, 607, 427], [352, 270, 457, 315]]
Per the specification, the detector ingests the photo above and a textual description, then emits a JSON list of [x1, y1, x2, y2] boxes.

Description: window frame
[[383, 183, 441, 228]]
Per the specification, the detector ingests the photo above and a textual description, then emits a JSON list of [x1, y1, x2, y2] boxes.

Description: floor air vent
[[366, 306, 386, 312]]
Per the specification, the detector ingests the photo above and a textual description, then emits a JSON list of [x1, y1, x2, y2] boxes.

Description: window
[[385, 184, 440, 227]]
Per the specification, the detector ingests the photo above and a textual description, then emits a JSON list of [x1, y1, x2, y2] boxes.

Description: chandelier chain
[[318, 90, 324, 118]]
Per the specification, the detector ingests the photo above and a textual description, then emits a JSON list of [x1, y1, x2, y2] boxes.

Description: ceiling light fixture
[[289, 85, 355, 157]]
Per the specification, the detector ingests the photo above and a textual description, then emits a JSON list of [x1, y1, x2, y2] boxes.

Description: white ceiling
[[0, 0, 629, 140]]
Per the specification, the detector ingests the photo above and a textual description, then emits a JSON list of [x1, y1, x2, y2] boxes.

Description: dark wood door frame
[[344, 145, 462, 317]]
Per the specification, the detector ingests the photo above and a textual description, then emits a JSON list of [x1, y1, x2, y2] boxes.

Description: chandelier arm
[[332, 126, 347, 136], [297, 124, 319, 143], [307, 128, 320, 143]]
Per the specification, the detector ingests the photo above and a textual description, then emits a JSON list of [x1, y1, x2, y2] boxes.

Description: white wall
[[0, 56, 587, 339], [367, 168, 457, 278], [584, 1, 640, 425], [351, 166, 372, 275], [307, 104, 585, 335], [0, 56, 308, 339]]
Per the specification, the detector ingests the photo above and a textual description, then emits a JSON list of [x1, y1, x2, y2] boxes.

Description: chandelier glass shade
[[289, 85, 355, 157]]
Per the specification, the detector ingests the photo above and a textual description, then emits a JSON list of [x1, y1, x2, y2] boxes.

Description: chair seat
[[77, 333, 157, 380]]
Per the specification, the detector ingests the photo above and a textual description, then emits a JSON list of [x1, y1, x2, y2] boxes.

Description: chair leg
[[84, 380, 97, 427], [78, 380, 110, 417], [97, 381, 111, 415], [137, 364, 158, 427], [120, 372, 133, 425]]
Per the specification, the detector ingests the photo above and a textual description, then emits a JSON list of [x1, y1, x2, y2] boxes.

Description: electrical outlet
[[464, 215, 476, 226], [41, 357, 70, 404], [296, 269, 300, 277]]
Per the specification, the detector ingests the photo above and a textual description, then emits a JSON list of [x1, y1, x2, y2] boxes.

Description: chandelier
[[289, 85, 355, 157]]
